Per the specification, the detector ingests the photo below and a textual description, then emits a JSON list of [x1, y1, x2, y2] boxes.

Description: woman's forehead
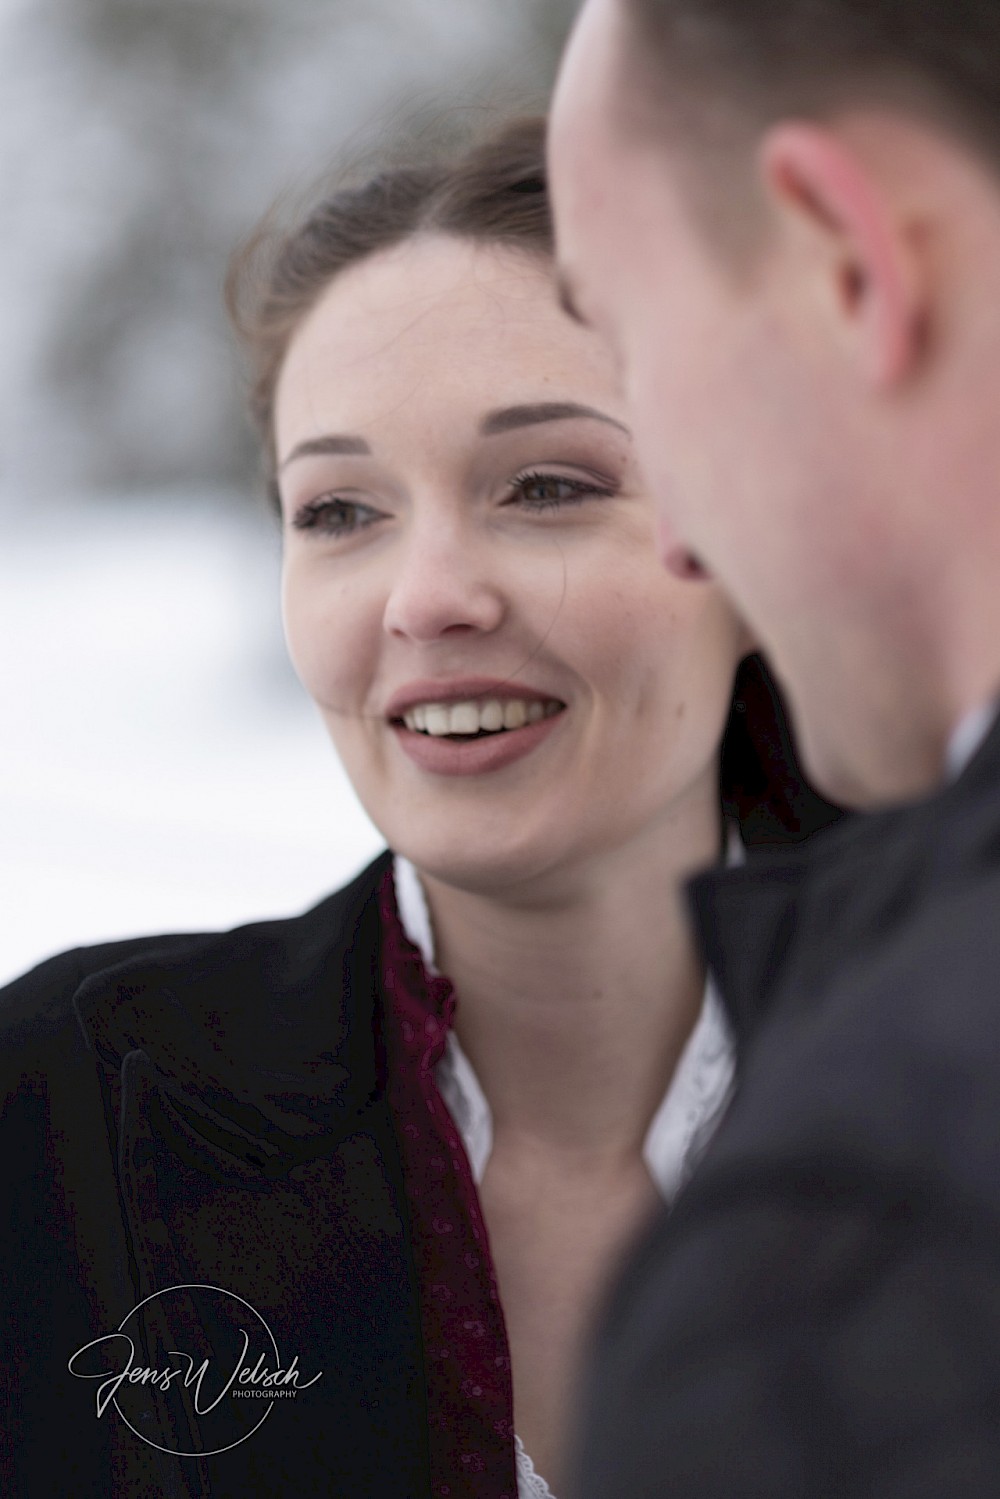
[[273, 234, 622, 455]]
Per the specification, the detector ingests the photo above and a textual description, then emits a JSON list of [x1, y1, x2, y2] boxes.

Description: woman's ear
[[757, 120, 929, 389]]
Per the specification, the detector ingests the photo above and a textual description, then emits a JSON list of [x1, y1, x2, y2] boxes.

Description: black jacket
[[0, 850, 436, 1499], [578, 712, 1000, 1497]]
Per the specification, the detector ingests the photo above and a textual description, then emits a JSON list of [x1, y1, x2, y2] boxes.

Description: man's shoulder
[[768, 787, 1000, 1040], [715, 853, 1000, 1205], [824, 851, 1000, 1035]]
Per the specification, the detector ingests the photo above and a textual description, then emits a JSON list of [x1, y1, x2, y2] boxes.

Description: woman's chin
[[388, 832, 566, 898]]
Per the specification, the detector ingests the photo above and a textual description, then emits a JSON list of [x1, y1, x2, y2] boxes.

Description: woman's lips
[[392, 707, 564, 776], [384, 678, 559, 721]]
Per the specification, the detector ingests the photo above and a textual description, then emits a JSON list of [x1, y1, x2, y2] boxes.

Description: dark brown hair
[[227, 115, 839, 847], [226, 118, 551, 481], [621, 0, 1000, 173]]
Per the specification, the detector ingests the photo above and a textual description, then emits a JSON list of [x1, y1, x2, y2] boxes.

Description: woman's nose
[[382, 522, 506, 643]]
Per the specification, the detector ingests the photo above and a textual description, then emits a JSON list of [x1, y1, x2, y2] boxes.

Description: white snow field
[[0, 493, 385, 987]]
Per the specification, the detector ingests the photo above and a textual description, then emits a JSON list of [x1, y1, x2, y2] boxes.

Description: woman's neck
[[417, 784, 724, 1167]]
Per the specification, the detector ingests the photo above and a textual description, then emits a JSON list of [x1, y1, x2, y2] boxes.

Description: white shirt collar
[[392, 841, 739, 1204], [946, 700, 999, 782]]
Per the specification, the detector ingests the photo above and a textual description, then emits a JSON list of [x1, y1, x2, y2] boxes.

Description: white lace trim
[[392, 847, 740, 1499], [515, 1433, 558, 1499]]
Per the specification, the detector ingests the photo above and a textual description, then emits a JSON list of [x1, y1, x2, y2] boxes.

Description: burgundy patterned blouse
[[378, 866, 518, 1499]]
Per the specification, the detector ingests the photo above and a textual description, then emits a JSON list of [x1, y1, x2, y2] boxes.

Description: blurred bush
[[0, 0, 578, 500]]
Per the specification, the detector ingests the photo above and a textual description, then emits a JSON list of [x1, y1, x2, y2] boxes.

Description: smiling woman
[[269, 226, 747, 903], [0, 118, 838, 1498]]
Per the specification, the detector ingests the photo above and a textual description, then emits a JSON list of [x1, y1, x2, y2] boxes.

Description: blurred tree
[[0, 0, 579, 500]]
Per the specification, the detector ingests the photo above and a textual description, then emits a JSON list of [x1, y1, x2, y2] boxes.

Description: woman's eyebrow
[[279, 433, 371, 469], [277, 405, 630, 469], [479, 402, 631, 438]]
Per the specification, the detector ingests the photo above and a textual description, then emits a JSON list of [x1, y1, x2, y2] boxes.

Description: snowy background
[[1, 0, 578, 986]]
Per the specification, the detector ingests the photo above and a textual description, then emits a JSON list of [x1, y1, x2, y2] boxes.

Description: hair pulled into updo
[[227, 118, 552, 481]]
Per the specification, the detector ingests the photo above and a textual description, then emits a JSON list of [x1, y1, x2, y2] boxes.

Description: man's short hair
[[620, 0, 1000, 172]]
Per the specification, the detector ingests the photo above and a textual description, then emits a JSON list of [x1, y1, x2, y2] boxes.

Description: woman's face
[[275, 234, 746, 891]]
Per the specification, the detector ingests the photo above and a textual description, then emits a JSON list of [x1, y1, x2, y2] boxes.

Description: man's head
[[550, 0, 1000, 806]]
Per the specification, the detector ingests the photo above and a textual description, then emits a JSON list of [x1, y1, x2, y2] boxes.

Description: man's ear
[[757, 121, 928, 388]]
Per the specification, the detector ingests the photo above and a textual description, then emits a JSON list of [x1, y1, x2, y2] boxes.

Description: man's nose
[[655, 511, 710, 580]]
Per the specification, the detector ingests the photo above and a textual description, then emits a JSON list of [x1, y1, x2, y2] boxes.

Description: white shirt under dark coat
[[393, 847, 740, 1499]]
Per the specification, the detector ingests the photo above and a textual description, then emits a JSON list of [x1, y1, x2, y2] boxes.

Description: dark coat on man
[[577, 713, 1000, 1498]]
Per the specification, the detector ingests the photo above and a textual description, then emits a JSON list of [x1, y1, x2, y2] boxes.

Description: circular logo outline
[[114, 1282, 281, 1457]]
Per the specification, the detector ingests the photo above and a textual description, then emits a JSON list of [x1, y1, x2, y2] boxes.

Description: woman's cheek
[[282, 569, 372, 715]]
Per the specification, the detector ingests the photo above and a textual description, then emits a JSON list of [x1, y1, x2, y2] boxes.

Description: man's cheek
[[654, 509, 677, 565]]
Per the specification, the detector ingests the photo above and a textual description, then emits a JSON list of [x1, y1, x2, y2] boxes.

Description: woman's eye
[[291, 496, 384, 537], [509, 470, 615, 512]]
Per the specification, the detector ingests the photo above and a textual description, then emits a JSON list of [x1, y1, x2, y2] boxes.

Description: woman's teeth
[[401, 698, 561, 737]]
